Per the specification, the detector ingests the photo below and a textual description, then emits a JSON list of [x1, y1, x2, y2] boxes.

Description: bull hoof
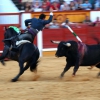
[[97, 72, 100, 78], [88, 67, 92, 70], [60, 75, 63, 79], [60, 73, 64, 79], [88, 66, 94, 70], [87, 68, 92, 70], [11, 78, 18, 82]]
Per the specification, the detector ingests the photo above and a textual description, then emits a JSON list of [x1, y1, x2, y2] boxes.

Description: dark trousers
[[18, 27, 38, 43], [18, 33, 34, 43]]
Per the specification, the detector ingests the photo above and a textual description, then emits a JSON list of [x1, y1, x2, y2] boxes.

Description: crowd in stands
[[19, 0, 100, 12], [18, 0, 100, 29], [44, 15, 100, 29]]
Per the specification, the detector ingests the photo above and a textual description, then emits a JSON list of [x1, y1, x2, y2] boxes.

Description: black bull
[[51, 40, 100, 78]]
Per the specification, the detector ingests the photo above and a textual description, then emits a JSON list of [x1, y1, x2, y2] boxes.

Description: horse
[[0, 27, 40, 82]]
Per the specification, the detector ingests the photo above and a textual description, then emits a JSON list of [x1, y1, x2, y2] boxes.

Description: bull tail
[[91, 34, 100, 44]]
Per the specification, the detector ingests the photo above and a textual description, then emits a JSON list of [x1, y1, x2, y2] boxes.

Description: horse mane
[[4, 28, 18, 39]]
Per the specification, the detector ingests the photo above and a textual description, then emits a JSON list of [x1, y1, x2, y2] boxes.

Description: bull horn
[[64, 43, 71, 47], [51, 40, 60, 44]]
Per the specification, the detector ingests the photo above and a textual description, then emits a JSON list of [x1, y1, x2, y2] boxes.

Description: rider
[[10, 11, 53, 51], [18, 11, 53, 42], [0, 11, 53, 61]]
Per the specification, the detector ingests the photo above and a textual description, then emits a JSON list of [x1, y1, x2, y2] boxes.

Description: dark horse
[[0, 27, 40, 82]]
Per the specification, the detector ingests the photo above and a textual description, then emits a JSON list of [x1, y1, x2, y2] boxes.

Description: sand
[[0, 56, 100, 100]]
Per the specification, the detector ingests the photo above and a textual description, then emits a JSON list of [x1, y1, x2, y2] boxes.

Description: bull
[[51, 40, 100, 78]]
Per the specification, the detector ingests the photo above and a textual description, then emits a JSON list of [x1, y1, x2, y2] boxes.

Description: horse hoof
[[11, 79, 17, 82], [60, 74, 64, 79], [1, 60, 5, 66], [72, 74, 75, 77]]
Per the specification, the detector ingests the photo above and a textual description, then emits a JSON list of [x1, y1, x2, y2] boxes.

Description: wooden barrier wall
[[0, 25, 100, 52], [31, 10, 90, 23], [42, 25, 100, 49], [0, 11, 99, 52], [0, 24, 21, 51], [0, 13, 21, 51]]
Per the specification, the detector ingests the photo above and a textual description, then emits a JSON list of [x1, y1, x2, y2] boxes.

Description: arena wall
[[0, 11, 100, 56]]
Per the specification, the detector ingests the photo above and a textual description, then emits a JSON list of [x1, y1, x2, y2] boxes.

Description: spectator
[[93, 17, 100, 26], [20, 2, 26, 11], [60, 1, 70, 11], [61, 18, 74, 28], [41, 1, 49, 11], [89, 0, 95, 9], [61, 18, 80, 28], [64, 0, 74, 5], [46, 18, 60, 29], [82, 0, 92, 10], [94, 0, 100, 10], [83, 16, 92, 25], [33, 0, 42, 4], [49, 1, 60, 11], [32, 1, 42, 12], [69, 1, 77, 10], [76, 0, 84, 10], [25, 2, 32, 12], [50, 0, 59, 3], [19, 0, 22, 2], [41, 0, 50, 11], [44, 0, 51, 7]]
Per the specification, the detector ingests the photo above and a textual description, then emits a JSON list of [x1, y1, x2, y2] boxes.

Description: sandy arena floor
[[0, 56, 100, 100]]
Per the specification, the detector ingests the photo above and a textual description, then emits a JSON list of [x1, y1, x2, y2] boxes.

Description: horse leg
[[0, 45, 9, 59], [0, 45, 10, 65], [11, 59, 24, 82], [0, 60, 5, 65], [21, 62, 30, 75]]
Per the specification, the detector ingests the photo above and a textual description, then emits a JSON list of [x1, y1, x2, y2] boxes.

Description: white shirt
[[50, 0, 59, 3], [64, 0, 74, 4]]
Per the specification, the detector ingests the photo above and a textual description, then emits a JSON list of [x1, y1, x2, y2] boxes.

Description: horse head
[[3, 27, 19, 47], [4, 27, 18, 39]]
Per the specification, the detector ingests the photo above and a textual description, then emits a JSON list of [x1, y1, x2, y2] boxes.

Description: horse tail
[[30, 60, 40, 72], [30, 47, 40, 72]]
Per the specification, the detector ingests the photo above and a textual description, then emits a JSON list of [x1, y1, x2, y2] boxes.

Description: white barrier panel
[[43, 48, 57, 51], [21, 13, 31, 29], [90, 11, 100, 22], [37, 31, 43, 57], [0, 15, 19, 24], [0, 51, 3, 53]]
